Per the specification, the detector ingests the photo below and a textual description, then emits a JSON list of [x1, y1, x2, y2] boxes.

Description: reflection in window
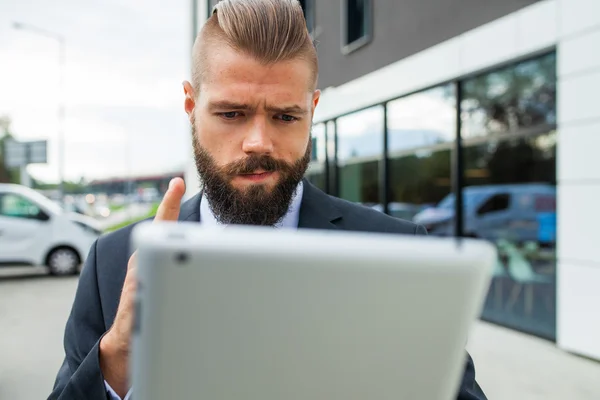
[[326, 121, 338, 196], [305, 162, 326, 191], [387, 84, 456, 154], [463, 132, 557, 187], [387, 87, 455, 226], [391, 149, 452, 226], [306, 123, 327, 191], [312, 123, 327, 163], [337, 106, 383, 161], [462, 131, 557, 340], [337, 106, 383, 204], [461, 52, 556, 138]]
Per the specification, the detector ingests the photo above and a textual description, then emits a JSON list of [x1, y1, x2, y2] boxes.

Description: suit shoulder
[[328, 195, 423, 234], [96, 217, 153, 264]]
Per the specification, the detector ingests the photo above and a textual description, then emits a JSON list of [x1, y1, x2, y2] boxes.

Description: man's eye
[[220, 112, 240, 119], [277, 114, 297, 122]]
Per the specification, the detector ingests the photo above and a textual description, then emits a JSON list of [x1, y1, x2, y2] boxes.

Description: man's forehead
[[200, 45, 314, 92], [199, 81, 312, 109]]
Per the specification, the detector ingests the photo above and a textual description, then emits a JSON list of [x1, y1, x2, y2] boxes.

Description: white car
[[0, 183, 102, 275]]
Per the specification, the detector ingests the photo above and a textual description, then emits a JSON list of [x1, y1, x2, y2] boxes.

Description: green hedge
[[104, 203, 160, 233]]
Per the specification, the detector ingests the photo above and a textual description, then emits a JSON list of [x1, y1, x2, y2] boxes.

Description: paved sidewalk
[[467, 321, 600, 399], [1, 270, 599, 399]]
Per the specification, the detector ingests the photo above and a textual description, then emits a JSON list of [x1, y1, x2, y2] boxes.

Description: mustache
[[221, 154, 293, 176]]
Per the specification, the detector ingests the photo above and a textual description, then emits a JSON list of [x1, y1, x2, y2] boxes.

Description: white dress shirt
[[104, 181, 304, 400]]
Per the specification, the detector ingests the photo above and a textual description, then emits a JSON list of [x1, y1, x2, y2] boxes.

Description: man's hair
[[192, 0, 318, 92]]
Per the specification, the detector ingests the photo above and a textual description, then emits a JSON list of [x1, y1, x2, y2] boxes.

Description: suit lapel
[[297, 179, 342, 230], [178, 192, 202, 222]]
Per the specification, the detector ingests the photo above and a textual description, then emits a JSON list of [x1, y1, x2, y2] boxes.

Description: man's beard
[[192, 127, 311, 226]]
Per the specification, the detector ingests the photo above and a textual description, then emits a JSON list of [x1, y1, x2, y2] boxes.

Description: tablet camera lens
[[175, 252, 189, 264]]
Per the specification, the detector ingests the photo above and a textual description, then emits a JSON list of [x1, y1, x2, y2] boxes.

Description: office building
[[191, 0, 600, 361]]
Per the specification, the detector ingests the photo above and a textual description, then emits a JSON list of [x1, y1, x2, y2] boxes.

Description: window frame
[[340, 0, 373, 55]]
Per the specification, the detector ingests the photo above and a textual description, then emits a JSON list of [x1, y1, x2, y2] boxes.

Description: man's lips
[[237, 171, 275, 181]]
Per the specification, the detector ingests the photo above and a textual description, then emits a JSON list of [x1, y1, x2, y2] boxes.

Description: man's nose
[[241, 118, 274, 154]]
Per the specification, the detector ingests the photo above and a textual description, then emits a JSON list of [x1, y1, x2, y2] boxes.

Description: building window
[[310, 51, 557, 342], [342, 0, 372, 54], [459, 52, 557, 340], [306, 123, 327, 191], [461, 52, 556, 139], [299, 0, 316, 34], [336, 106, 384, 205], [387, 84, 456, 225]]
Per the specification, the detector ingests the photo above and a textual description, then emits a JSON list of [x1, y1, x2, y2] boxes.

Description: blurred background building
[[190, 0, 600, 361]]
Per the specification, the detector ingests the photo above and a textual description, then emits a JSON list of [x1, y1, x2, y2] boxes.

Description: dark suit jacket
[[49, 181, 487, 400]]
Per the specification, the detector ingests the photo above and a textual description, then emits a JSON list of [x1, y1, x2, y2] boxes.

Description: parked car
[[412, 183, 556, 244], [0, 184, 103, 275]]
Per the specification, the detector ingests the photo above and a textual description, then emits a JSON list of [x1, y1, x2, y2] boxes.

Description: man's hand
[[99, 177, 186, 398]]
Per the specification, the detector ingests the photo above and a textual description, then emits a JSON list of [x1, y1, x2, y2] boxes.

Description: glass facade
[[310, 51, 557, 340], [306, 123, 327, 191], [387, 84, 456, 222], [336, 106, 384, 205]]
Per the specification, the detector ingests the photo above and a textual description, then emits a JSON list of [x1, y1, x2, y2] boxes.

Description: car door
[[0, 192, 52, 265]]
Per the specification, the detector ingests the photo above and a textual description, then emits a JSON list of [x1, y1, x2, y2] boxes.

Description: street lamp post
[[12, 22, 66, 203]]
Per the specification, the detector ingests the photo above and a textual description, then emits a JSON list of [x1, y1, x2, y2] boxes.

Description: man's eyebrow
[[265, 104, 308, 115], [207, 100, 308, 115], [207, 101, 252, 111]]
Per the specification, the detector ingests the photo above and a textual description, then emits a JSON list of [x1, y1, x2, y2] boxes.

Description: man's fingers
[[127, 251, 138, 272], [154, 177, 186, 222], [129, 178, 185, 274]]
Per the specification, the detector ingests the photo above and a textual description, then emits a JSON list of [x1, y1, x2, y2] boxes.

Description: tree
[[0, 116, 20, 184]]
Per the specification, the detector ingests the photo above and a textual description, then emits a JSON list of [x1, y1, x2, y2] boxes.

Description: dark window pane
[[346, 0, 368, 44], [337, 106, 383, 204], [307, 124, 327, 191], [339, 160, 379, 204], [463, 130, 557, 340], [326, 121, 338, 196], [306, 163, 326, 191], [387, 86, 455, 227], [461, 52, 556, 138], [311, 123, 327, 163], [391, 149, 452, 228]]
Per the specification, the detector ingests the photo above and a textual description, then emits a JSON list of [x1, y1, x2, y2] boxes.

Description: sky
[[0, 0, 194, 182]]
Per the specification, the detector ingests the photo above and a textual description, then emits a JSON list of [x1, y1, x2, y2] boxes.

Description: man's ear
[[183, 81, 196, 119], [311, 89, 320, 116]]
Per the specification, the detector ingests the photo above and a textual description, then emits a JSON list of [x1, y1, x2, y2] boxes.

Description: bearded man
[[49, 1, 486, 399]]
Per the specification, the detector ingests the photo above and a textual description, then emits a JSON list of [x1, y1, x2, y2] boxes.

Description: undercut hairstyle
[[191, 0, 318, 93]]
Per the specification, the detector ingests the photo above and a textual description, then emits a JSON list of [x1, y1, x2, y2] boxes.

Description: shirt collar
[[199, 180, 304, 229]]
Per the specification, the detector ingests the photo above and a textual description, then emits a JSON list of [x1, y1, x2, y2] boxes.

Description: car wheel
[[47, 247, 80, 276]]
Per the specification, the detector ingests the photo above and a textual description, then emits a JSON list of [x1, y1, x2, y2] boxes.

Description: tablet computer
[[131, 222, 495, 400]]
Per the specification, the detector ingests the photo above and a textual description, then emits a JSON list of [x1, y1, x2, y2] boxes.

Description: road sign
[[3, 139, 47, 168]]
